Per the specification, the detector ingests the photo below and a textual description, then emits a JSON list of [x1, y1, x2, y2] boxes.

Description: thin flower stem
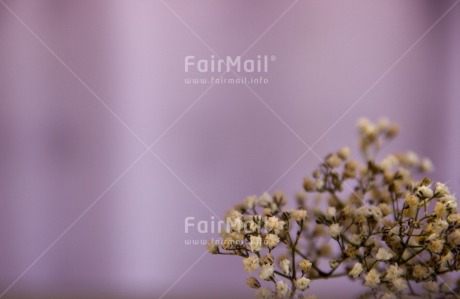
[[274, 270, 291, 280]]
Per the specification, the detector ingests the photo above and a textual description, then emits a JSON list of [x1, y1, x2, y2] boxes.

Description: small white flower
[[243, 255, 260, 272], [364, 268, 380, 289], [244, 195, 257, 210], [349, 262, 363, 278], [259, 253, 274, 266], [432, 219, 448, 235], [258, 192, 273, 207], [226, 209, 242, 220], [295, 277, 310, 291], [380, 155, 398, 170], [315, 179, 325, 191], [405, 195, 419, 207], [245, 220, 259, 233], [303, 177, 315, 191], [366, 237, 380, 248], [299, 259, 312, 273], [274, 220, 286, 235], [356, 206, 372, 218], [435, 182, 450, 197], [441, 252, 454, 266], [370, 206, 383, 221], [327, 154, 341, 168], [249, 235, 262, 252], [358, 118, 373, 135], [428, 239, 445, 254], [376, 117, 390, 131], [292, 209, 308, 222], [376, 247, 393, 261], [329, 223, 342, 238], [417, 186, 433, 198], [230, 217, 244, 232], [349, 234, 361, 246], [265, 234, 280, 249], [392, 277, 407, 292], [447, 213, 460, 224], [265, 216, 280, 232], [279, 259, 290, 275], [275, 280, 289, 298], [384, 264, 404, 281], [338, 146, 351, 160], [439, 194, 457, 204], [326, 206, 336, 220], [420, 158, 434, 172], [259, 264, 274, 281], [255, 287, 274, 299], [413, 265, 429, 279], [405, 151, 419, 166], [448, 229, 460, 246], [246, 277, 261, 289], [329, 259, 339, 269], [389, 225, 400, 236], [378, 203, 392, 217], [446, 200, 458, 212]]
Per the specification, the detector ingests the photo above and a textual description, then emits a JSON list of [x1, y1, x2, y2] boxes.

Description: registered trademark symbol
[[271, 55, 276, 62]]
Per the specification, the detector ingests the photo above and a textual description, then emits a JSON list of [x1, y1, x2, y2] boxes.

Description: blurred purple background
[[1, 0, 459, 298]]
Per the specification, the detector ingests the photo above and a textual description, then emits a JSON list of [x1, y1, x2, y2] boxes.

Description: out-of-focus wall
[[0, 1, 458, 298]]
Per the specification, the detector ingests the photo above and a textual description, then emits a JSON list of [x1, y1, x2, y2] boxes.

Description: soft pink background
[[1, 0, 459, 298]]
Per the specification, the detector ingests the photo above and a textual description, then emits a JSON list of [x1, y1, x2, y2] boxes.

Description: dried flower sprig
[[208, 118, 459, 299]]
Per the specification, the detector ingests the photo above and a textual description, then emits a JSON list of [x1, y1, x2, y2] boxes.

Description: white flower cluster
[[209, 119, 460, 299]]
